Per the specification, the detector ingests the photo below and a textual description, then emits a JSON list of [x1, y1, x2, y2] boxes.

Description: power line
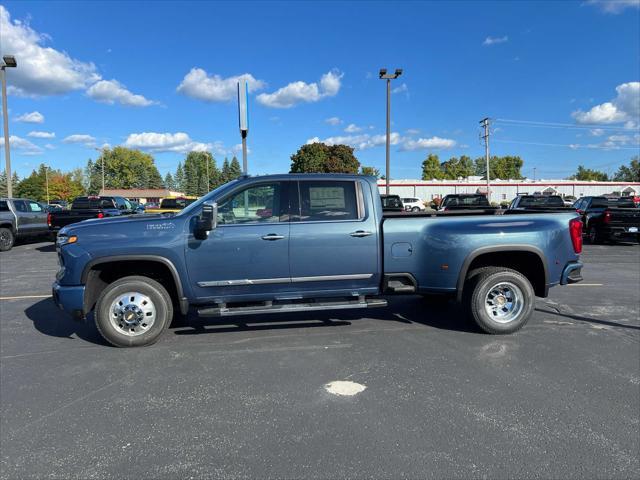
[[495, 118, 638, 132], [493, 139, 640, 150]]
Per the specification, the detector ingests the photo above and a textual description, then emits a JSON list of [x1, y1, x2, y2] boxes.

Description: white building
[[378, 178, 640, 203]]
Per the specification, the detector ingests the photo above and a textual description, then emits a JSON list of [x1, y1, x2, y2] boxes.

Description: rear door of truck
[[288, 179, 379, 295]]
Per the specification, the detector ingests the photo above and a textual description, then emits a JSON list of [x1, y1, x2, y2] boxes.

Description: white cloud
[[44, 143, 56, 150], [589, 128, 605, 136], [344, 123, 363, 133], [572, 82, 640, 124], [392, 83, 408, 94], [62, 134, 96, 146], [15, 111, 44, 123], [257, 70, 343, 108], [0, 135, 43, 155], [27, 130, 55, 138], [124, 132, 216, 154], [400, 136, 457, 151], [406, 128, 420, 135], [0, 6, 100, 96], [325, 116, 342, 125], [306, 132, 400, 151], [87, 79, 156, 107], [483, 35, 509, 46], [176, 68, 265, 102], [585, 0, 639, 14]]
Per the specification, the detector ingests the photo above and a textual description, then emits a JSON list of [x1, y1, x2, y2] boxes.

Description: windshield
[[176, 180, 241, 217], [159, 198, 196, 209], [442, 195, 487, 207], [517, 196, 564, 207]]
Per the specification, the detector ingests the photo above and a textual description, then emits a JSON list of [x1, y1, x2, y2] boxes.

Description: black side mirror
[[195, 202, 217, 239]]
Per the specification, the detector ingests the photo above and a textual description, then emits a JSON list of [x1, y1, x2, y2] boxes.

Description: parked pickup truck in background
[[52, 174, 584, 347], [144, 196, 197, 214], [505, 195, 577, 214], [574, 196, 640, 244], [48, 196, 136, 234], [0, 198, 51, 251], [439, 193, 493, 211]]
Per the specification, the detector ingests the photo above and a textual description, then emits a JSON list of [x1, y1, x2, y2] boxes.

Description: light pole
[[1, 55, 17, 198], [379, 68, 402, 195], [94, 147, 105, 193], [45, 165, 49, 204]]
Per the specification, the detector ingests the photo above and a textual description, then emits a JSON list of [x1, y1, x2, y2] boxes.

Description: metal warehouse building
[[377, 178, 640, 203]]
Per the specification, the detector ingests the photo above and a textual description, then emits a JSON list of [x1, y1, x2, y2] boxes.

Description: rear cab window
[[295, 181, 361, 222], [0, 200, 9, 212]]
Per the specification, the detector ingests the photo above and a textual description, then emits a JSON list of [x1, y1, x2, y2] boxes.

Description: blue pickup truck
[[52, 174, 584, 347]]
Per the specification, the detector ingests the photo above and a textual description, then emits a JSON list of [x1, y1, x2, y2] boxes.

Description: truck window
[[28, 201, 43, 212], [298, 181, 359, 221], [0, 200, 8, 212], [13, 200, 29, 212], [217, 183, 283, 224], [160, 198, 196, 209]]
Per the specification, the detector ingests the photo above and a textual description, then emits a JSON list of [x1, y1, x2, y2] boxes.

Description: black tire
[[0, 227, 15, 252], [412, 207, 420, 212], [94, 275, 173, 347], [463, 267, 534, 334], [587, 227, 603, 244]]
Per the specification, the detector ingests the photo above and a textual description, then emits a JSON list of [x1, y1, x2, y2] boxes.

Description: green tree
[[442, 155, 474, 179], [220, 158, 230, 183], [175, 162, 185, 192], [474, 155, 524, 180], [86, 147, 163, 194], [164, 172, 176, 190], [290, 142, 360, 173], [613, 157, 640, 182], [421, 154, 444, 180], [568, 165, 609, 181], [229, 156, 243, 180], [181, 151, 220, 195], [360, 166, 381, 177]]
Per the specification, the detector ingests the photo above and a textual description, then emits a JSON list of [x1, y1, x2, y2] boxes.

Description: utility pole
[[1, 56, 17, 198], [480, 117, 491, 203], [45, 166, 49, 204], [533, 167, 537, 181], [238, 80, 249, 174], [205, 155, 210, 192], [379, 68, 403, 195]]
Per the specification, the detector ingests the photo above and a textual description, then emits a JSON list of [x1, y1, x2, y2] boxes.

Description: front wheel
[[464, 267, 534, 334], [411, 207, 420, 212], [95, 275, 173, 347]]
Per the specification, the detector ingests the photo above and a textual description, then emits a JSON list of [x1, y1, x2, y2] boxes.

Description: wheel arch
[[81, 255, 188, 315], [456, 245, 548, 301]]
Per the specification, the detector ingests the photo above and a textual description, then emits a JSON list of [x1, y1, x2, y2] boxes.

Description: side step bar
[[197, 297, 388, 318]]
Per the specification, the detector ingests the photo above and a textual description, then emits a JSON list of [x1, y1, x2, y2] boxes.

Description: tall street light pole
[[379, 68, 402, 195], [94, 147, 105, 193], [1, 55, 17, 198], [45, 165, 49, 204], [480, 117, 491, 203]]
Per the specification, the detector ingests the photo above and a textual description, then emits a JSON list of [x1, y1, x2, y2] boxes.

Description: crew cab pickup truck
[[0, 198, 50, 251], [144, 196, 197, 214], [52, 174, 584, 347], [505, 195, 577, 214], [48, 196, 135, 234], [438, 194, 494, 212], [574, 196, 640, 244]]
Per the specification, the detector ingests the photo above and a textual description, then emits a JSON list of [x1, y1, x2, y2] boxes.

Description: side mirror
[[195, 202, 217, 239]]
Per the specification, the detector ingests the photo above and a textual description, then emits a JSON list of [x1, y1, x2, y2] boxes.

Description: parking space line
[[0, 294, 51, 300], [567, 283, 604, 287]]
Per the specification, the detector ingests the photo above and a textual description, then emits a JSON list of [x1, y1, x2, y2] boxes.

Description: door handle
[[261, 234, 285, 241], [350, 230, 373, 237]]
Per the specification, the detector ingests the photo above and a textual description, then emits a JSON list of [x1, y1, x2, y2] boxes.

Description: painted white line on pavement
[[567, 283, 603, 286], [0, 294, 51, 300]]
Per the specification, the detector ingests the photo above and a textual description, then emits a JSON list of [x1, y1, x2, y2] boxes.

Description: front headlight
[[56, 233, 78, 247]]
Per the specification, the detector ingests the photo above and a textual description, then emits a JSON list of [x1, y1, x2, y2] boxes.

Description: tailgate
[[608, 208, 640, 227]]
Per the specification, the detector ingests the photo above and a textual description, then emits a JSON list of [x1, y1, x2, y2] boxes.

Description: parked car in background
[[128, 200, 146, 213], [144, 196, 197, 214], [48, 199, 68, 210], [507, 195, 573, 212], [48, 196, 136, 235], [439, 194, 492, 211], [0, 198, 50, 251], [380, 194, 404, 212], [402, 197, 426, 212], [574, 196, 640, 243]]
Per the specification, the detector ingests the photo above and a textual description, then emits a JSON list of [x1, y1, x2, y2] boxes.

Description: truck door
[[185, 181, 292, 301], [289, 179, 379, 296], [12, 200, 34, 235], [26, 201, 48, 234]]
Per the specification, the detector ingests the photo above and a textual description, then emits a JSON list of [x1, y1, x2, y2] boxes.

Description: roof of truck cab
[[241, 173, 378, 183]]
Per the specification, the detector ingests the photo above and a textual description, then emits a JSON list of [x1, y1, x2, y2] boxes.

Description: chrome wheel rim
[[108, 291, 156, 336], [484, 282, 524, 324]]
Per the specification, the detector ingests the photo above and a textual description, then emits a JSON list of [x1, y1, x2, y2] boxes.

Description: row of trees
[[0, 165, 85, 202], [568, 159, 640, 182], [420, 154, 525, 180], [164, 153, 242, 197]]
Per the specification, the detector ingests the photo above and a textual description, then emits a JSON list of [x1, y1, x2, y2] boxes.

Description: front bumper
[[52, 282, 85, 320], [560, 261, 583, 285]]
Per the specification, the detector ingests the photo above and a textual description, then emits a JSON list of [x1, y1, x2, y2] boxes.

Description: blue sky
[[1, 0, 639, 180]]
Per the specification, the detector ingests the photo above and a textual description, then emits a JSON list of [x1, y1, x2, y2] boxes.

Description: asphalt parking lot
[[1, 241, 639, 479]]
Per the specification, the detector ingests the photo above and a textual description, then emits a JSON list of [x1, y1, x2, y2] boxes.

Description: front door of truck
[[186, 181, 292, 301], [288, 179, 379, 295]]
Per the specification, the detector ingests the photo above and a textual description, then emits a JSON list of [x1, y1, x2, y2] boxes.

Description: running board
[[197, 297, 388, 318]]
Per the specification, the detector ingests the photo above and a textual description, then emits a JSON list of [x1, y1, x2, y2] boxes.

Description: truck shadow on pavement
[[26, 296, 477, 346], [535, 307, 640, 331]]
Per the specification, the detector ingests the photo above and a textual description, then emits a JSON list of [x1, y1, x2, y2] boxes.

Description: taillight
[[603, 210, 611, 224], [97, 212, 105, 219], [47, 212, 51, 226], [569, 218, 582, 254]]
